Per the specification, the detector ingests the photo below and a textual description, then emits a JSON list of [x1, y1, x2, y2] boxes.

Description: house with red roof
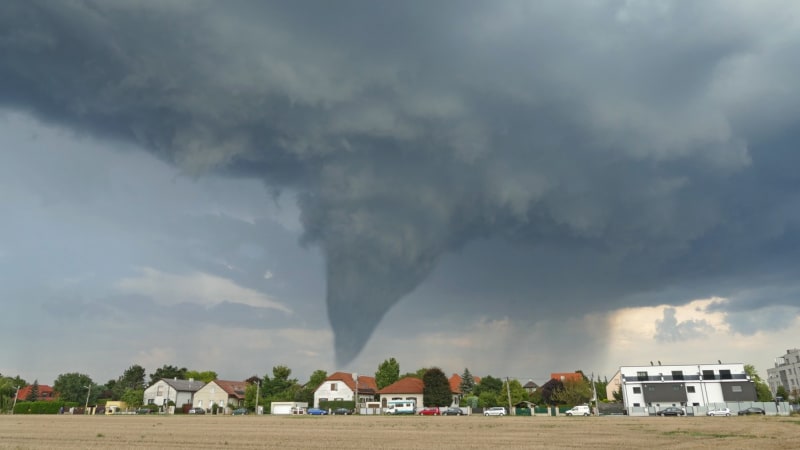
[[551, 372, 583, 383], [313, 372, 378, 408], [16, 384, 57, 402], [376, 377, 425, 409], [192, 379, 247, 412], [448, 373, 482, 406]]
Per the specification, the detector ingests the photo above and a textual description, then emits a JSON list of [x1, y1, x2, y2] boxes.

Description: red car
[[419, 407, 441, 416]]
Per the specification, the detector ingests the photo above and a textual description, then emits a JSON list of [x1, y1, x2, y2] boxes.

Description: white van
[[384, 400, 416, 415], [565, 405, 591, 416]]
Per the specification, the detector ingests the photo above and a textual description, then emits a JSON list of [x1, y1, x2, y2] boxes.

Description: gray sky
[[2, 1, 799, 386]]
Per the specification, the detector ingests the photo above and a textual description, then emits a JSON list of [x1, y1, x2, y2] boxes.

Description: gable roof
[[213, 380, 248, 399], [448, 373, 482, 395], [324, 372, 378, 395], [522, 380, 539, 389], [377, 377, 424, 395], [162, 378, 206, 392], [17, 384, 57, 401]]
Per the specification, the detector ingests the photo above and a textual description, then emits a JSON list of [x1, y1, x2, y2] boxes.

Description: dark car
[[136, 408, 151, 415], [442, 407, 464, 416], [307, 408, 328, 415], [232, 408, 248, 415], [738, 407, 765, 416], [656, 407, 685, 416], [332, 408, 352, 415], [188, 407, 206, 415]]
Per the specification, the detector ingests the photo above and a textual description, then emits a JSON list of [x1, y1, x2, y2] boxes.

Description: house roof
[[213, 380, 248, 399], [162, 378, 206, 392], [377, 377, 424, 395], [448, 373, 482, 394], [324, 372, 378, 394], [551, 372, 583, 383], [17, 384, 57, 401], [523, 380, 539, 389]]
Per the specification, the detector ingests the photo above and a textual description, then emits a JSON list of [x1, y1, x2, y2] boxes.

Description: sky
[[2, 0, 800, 387]]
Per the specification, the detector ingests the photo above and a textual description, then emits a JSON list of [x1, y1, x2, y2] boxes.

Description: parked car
[[565, 405, 591, 416], [442, 407, 464, 416], [307, 408, 328, 415], [135, 408, 151, 415], [232, 408, 248, 415], [656, 407, 685, 416], [188, 407, 205, 415], [332, 408, 352, 415], [484, 407, 506, 416], [707, 408, 731, 416], [419, 407, 441, 416], [738, 407, 765, 416]]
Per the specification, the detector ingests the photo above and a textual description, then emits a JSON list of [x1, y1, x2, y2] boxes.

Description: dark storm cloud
[[2, 1, 800, 364]]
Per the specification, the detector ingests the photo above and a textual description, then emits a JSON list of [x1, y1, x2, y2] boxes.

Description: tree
[[552, 378, 592, 406], [293, 369, 328, 405], [473, 375, 503, 396], [422, 368, 452, 407], [745, 364, 773, 402], [26, 380, 40, 402], [148, 365, 187, 385], [539, 378, 564, 405], [612, 384, 623, 402], [502, 379, 529, 405], [375, 358, 400, 389], [262, 365, 299, 401], [776, 385, 789, 401], [594, 378, 608, 401], [0, 375, 26, 412], [185, 370, 217, 383], [120, 388, 144, 408], [108, 364, 147, 400], [53, 373, 95, 403], [459, 368, 475, 395]]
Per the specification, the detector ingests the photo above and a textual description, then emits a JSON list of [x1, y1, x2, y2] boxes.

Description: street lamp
[[84, 385, 92, 414]]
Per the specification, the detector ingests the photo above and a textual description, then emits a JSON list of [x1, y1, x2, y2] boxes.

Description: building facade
[[767, 348, 800, 399], [619, 363, 756, 412], [143, 378, 206, 408]]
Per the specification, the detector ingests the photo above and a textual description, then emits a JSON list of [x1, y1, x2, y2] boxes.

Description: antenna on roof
[[718, 360, 722, 364], [658, 361, 661, 365], [650, 361, 653, 366]]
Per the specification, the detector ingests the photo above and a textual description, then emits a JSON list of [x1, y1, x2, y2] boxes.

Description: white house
[[192, 380, 248, 412], [313, 372, 378, 408], [767, 348, 800, 399], [143, 378, 206, 409], [619, 363, 756, 415]]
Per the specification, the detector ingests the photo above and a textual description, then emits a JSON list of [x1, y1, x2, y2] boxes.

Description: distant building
[[550, 372, 583, 383], [619, 363, 756, 412], [767, 348, 800, 397], [143, 378, 206, 408], [313, 372, 378, 408], [16, 384, 57, 402]]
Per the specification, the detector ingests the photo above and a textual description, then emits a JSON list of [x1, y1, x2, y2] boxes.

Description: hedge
[[13, 401, 79, 414]]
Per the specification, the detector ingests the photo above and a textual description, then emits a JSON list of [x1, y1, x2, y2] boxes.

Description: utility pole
[[84, 385, 92, 414], [255, 380, 260, 414], [11, 386, 20, 415], [505, 377, 513, 416], [354, 373, 359, 414], [591, 373, 599, 416]]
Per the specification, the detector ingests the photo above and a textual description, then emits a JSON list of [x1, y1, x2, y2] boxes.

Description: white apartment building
[[767, 348, 800, 399], [619, 363, 756, 413]]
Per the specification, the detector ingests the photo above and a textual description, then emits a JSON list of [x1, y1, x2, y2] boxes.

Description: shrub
[[13, 401, 79, 414]]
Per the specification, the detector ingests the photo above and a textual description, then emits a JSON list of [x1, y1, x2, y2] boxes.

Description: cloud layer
[[2, 1, 800, 365]]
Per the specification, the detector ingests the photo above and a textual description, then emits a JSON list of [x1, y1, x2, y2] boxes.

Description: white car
[[707, 408, 731, 416], [484, 407, 506, 416], [565, 405, 591, 416]]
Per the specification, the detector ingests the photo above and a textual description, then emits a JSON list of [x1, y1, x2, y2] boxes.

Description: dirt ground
[[1, 414, 798, 449]]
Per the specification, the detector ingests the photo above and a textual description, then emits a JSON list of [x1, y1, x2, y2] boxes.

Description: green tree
[[149, 365, 187, 385], [776, 385, 788, 401], [477, 391, 499, 407], [744, 364, 773, 402], [473, 375, 503, 396], [594, 377, 608, 401], [375, 358, 400, 389], [0, 375, 26, 412], [552, 378, 592, 406], [53, 373, 96, 403], [502, 379, 528, 405], [26, 380, 40, 402], [120, 388, 144, 408], [185, 370, 217, 383], [612, 384, 623, 402], [108, 364, 147, 400], [293, 370, 328, 405], [262, 365, 298, 400], [459, 368, 475, 395], [422, 368, 452, 407]]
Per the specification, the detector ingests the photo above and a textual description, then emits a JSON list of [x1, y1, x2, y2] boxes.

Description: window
[[330, 383, 338, 391], [692, 403, 699, 407], [687, 386, 696, 393], [647, 386, 655, 392], [702, 370, 715, 380], [157, 386, 164, 396], [719, 370, 732, 380], [731, 386, 742, 393], [671, 371, 684, 380], [633, 403, 640, 407], [637, 371, 648, 381], [633, 387, 641, 394]]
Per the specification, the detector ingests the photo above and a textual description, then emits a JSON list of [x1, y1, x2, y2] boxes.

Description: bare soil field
[[1, 414, 798, 449]]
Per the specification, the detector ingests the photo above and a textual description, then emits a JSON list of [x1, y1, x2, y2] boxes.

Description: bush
[[13, 401, 78, 414]]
